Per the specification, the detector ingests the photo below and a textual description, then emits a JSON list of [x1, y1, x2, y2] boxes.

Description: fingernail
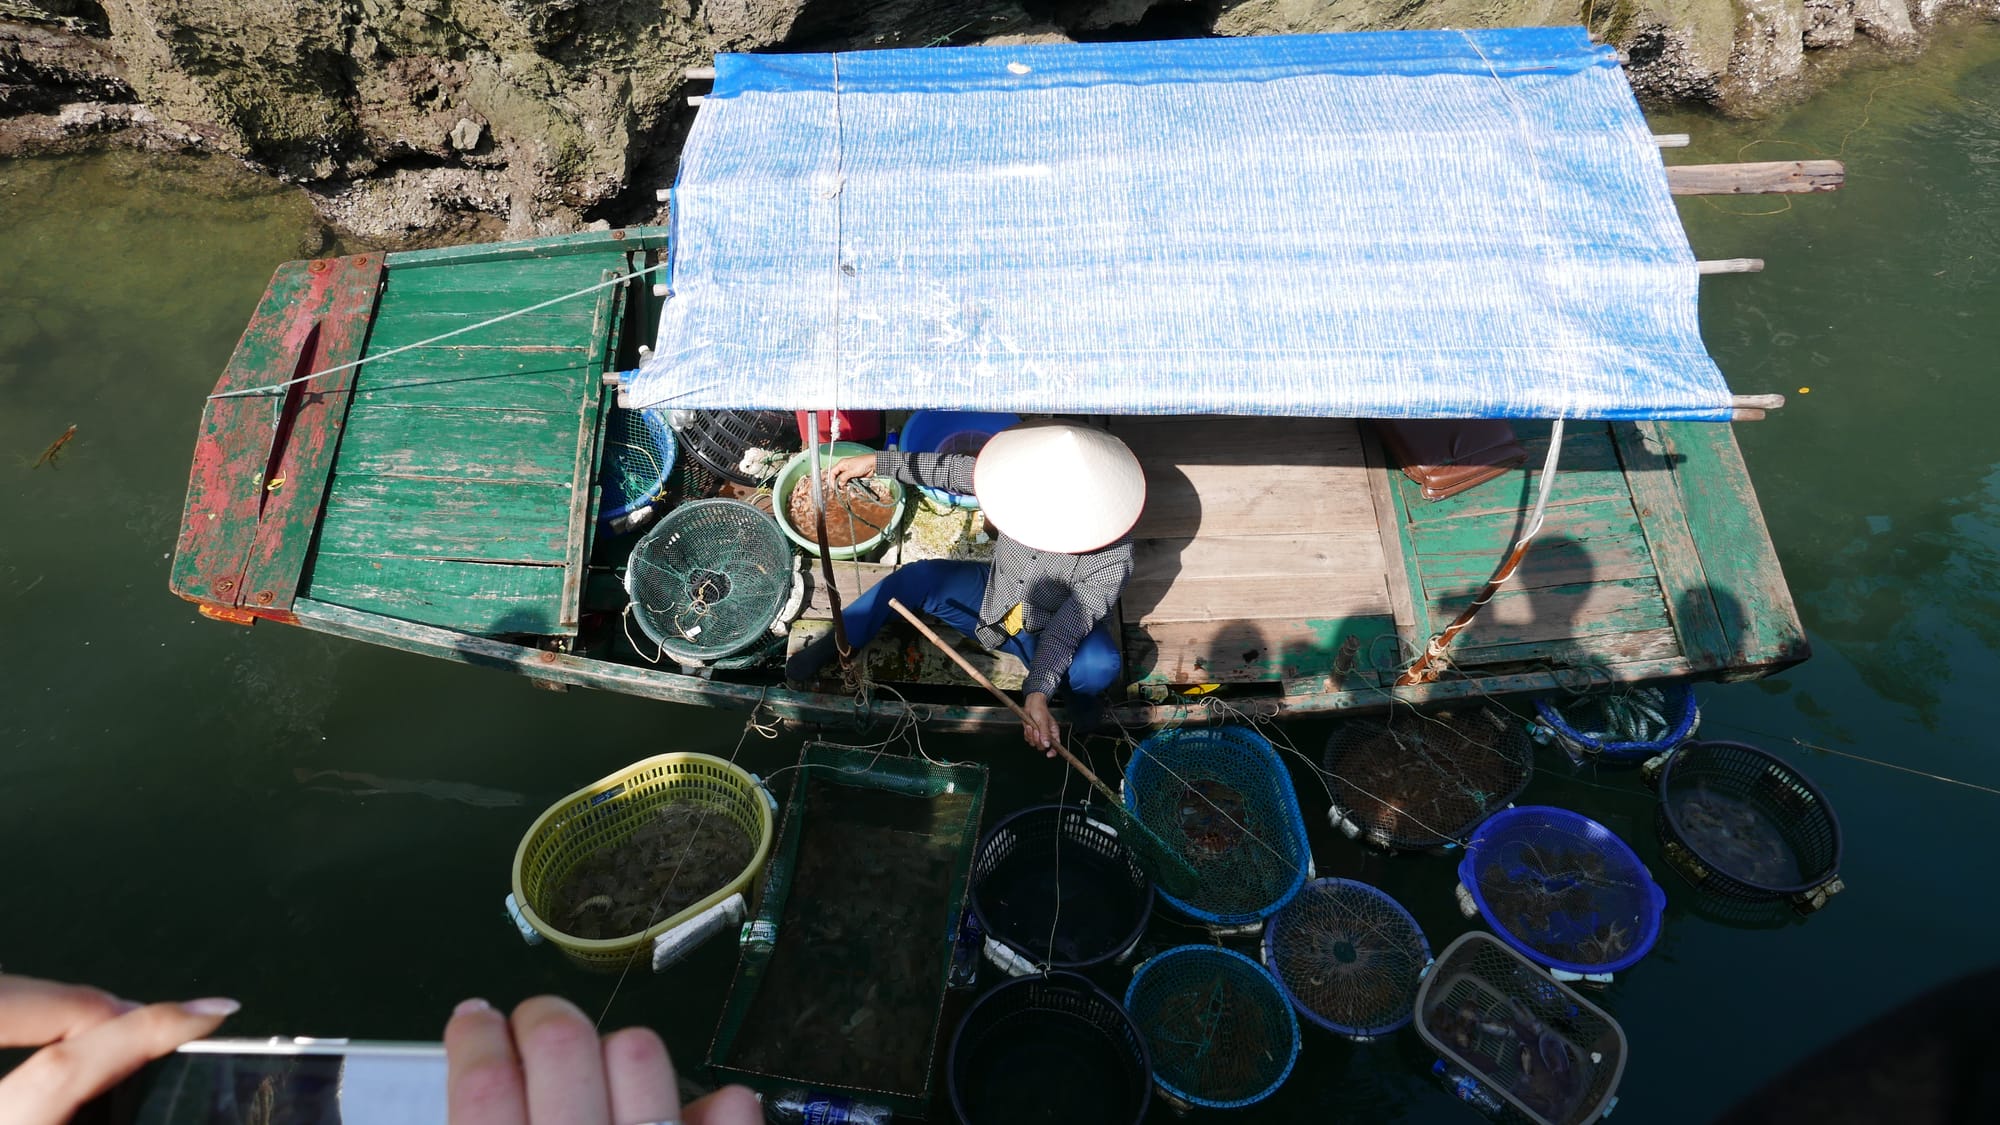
[[182, 997, 241, 1017], [453, 998, 492, 1017]]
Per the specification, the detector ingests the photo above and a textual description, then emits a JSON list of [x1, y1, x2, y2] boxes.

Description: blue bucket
[[896, 410, 1019, 509], [1459, 806, 1665, 978]]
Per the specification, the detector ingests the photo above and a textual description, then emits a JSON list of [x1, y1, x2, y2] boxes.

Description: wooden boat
[[169, 30, 1832, 732]]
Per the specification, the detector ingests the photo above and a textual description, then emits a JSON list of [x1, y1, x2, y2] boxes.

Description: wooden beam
[[1666, 160, 1844, 195], [1653, 133, 1690, 148], [686, 66, 717, 80], [1698, 258, 1764, 275]]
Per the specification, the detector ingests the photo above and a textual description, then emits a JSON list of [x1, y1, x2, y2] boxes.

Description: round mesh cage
[[1656, 740, 1842, 902], [624, 499, 792, 664], [969, 805, 1154, 971], [598, 407, 677, 526], [670, 409, 800, 486], [1414, 931, 1628, 1125], [1459, 807, 1665, 977], [1533, 684, 1699, 764], [1322, 705, 1532, 851], [1123, 726, 1310, 926], [1124, 945, 1299, 1110], [1261, 878, 1432, 1039], [949, 971, 1152, 1125]]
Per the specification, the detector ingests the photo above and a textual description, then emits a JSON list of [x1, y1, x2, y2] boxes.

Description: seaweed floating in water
[[549, 804, 754, 940]]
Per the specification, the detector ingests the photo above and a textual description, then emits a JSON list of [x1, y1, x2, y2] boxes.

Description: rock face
[[1, 0, 1994, 239]]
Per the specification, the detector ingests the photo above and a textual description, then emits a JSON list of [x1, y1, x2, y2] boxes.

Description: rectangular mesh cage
[[706, 742, 988, 1117], [1413, 932, 1627, 1125]]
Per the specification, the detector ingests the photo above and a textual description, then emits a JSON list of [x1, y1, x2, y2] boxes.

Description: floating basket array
[[598, 406, 676, 530], [625, 499, 792, 665], [1533, 684, 1700, 764], [1323, 705, 1532, 851], [1459, 807, 1665, 980], [1415, 931, 1628, 1125], [671, 409, 799, 486], [949, 972, 1152, 1125], [1651, 740, 1843, 910], [507, 753, 775, 971], [1125, 945, 1299, 1111], [1124, 725, 1310, 927], [1262, 878, 1432, 1040], [969, 804, 1153, 974]]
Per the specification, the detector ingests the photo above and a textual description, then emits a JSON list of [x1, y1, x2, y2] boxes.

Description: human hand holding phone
[[0, 973, 239, 1125]]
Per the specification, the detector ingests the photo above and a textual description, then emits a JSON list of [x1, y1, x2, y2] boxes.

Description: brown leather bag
[[1375, 419, 1527, 501]]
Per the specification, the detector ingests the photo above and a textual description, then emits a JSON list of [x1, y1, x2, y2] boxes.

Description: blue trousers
[[837, 559, 1122, 697]]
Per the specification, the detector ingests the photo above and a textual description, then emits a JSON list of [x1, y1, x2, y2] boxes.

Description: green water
[[5, 30, 2000, 1121]]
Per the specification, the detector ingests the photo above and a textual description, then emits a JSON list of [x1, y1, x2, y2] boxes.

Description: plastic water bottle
[[1432, 1060, 1507, 1114], [763, 1089, 892, 1125]]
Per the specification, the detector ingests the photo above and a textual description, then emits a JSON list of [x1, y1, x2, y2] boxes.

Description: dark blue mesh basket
[[599, 407, 677, 527], [969, 804, 1154, 972], [1123, 726, 1310, 927], [1124, 945, 1299, 1110], [949, 971, 1152, 1125], [1655, 740, 1842, 907], [1533, 684, 1699, 764], [1459, 807, 1665, 978], [1262, 878, 1431, 1039]]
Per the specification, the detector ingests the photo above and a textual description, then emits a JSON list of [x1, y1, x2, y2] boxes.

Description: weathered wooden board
[[350, 350, 595, 413], [304, 552, 568, 635], [1397, 424, 1627, 523], [317, 475, 575, 564], [1665, 160, 1844, 195], [1362, 425, 1422, 641], [1124, 574, 1390, 624], [802, 560, 896, 618], [1429, 575, 1672, 651], [332, 405, 582, 482], [1447, 625, 1683, 670], [1129, 532, 1383, 585], [1112, 417, 1377, 539], [1613, 421, 1735, 670], [382, 226, 670, 268], [1125, 614, 1398, 684], [1410, 496, 1654, 596]]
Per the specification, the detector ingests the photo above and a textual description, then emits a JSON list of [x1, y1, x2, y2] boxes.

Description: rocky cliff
[[2, 0, 1992, 241]]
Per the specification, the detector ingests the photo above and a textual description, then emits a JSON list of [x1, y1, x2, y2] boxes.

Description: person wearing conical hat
[[786, 420, 1144, 754]]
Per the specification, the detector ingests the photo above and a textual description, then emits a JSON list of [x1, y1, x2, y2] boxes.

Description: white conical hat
[[973, 421, 1146, 553]]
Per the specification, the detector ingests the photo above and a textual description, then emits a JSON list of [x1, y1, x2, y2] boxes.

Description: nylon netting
[[1262, 878, 1431, 1038], [626, 499, 791, 662], [1124, 945, 1298, 1110], [1461, 807, 1663, 975], [1321, 705, 1531, 850]]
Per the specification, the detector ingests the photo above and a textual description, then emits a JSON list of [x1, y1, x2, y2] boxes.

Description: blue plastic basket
[[599, 407, 677, 527], [1123, 725, 1310, 927], [1262, 878, 1431, 1039], [1459, 806, 1665, 978], [896, 410, 1019, 509], [1532, 683, 1699, 763], [1125, 945, 1299, 1110]]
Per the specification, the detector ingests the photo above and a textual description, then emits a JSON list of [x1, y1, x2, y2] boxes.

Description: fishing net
[[1124, 945, 1299, 1110], [1458, 807, 1665, 977], [1414, 931, 1628, 1125], [1261, 878, 1431, 1039], [625, 499, 792, 663], [1124, 725, 1310, 926], [1322, 705, 1532, 851], [1654, 740, 1843, 906], [598, 407, 677, 527], [948, 972, 1152, 1125], [1533, 683, 1699, 764], [670, 409, 799, 486], [969, 805, 1153, 972]]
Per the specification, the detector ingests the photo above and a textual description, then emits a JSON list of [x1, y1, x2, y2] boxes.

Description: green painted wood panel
[[315, 468, 574, 564], [334, 405, 581, 483], [1613, 421, 1735, 671], [1411, 496, 1655, 597], [304, 552, 568, 635], [350, 349, 595, 412], [1398, 424, 1627, 524], [382, 226, 669, 267], [1429, 575, 1672, 650]]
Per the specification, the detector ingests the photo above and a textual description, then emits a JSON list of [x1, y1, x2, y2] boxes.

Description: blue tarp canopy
[[626, 27, 1735, 421]]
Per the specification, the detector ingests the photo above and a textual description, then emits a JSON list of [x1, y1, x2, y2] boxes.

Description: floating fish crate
[[506, 753, 776, 972], [1262, 878, 1432, 1040], [1458, 807, 1665, 983], [707, 743, 988, 1118], [1123, 725, 1311, 929], [1649, 740, 1843, 912], [1532, 684, 1700, 764], [1414, 931, 1628, 1125], [948, 971, 1152, 1125], [1124, 945, 1299, 1111], [968, 804, 1153, 975], [1322, 705, 1532, 851]]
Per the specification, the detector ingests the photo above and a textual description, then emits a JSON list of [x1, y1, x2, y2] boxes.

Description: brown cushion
[[1375, 419, 1527, 501]]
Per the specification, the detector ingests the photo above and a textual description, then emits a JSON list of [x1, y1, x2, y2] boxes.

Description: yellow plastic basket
[[511, 753, 775, 971]]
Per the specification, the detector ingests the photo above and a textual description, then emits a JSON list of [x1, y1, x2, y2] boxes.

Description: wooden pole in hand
[[806, 411, 853, 670]]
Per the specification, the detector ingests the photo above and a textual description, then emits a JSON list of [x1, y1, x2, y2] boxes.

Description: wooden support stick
[[1731, 394, 1786, 410], [685, 66, 717, 80], [1731, 409, 1767, 422], [1698, 258, 1765, 275], [686, 95, 705, 107], [1666, 160, 1845, 195], [1653, 133, 1691, 148]]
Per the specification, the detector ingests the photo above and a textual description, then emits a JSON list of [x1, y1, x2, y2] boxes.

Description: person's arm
[[0, 974, 239, 1125], [870, 450, 977, 494]]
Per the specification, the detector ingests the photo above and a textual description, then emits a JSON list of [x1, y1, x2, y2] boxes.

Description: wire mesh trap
[[1261, 878, 1432, 1040], [598, 406, 677, 529], [1124, 945, 1300, 1111], [624, 499, 791, 664], [671, 409, 800, 486], [969, 804, 1154, 973], [1652, 740, 1843, 909], [1458, 807, 1665, 979], [1533, 683, 1699, 765], [708, 743, 988, 1117], [1323, 705, 1532, 851], [1414, 931, 1628, 1125], [1123, 725, 1311, 927], [948, 971, 1153, 1125]]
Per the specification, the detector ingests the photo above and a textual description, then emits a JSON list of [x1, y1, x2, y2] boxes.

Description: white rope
[[208, 260, 669, 400]]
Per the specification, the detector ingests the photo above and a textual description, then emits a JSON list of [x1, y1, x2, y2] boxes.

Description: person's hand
[[1022, 692, 1060, 756], [0, 974, 239, 1125], [445, 995, 759, 1125], [823, 453, 877, 491]]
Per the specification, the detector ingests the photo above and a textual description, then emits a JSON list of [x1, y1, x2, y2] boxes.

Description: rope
[[208, 261, 669, 400]]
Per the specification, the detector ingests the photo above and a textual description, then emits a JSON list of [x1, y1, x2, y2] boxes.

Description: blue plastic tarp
[[626, 28, 1734, 421]]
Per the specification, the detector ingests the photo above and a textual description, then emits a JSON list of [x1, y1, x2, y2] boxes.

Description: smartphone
[[78, 1038, 448, 1125]]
